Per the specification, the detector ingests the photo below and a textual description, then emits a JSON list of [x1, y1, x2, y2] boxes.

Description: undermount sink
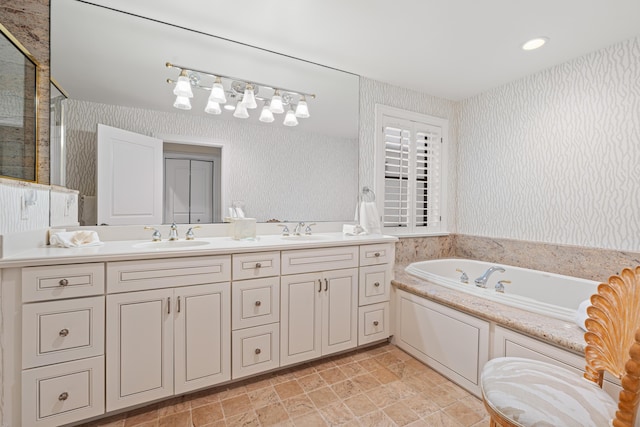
[[133, 240, 210, 249], [281, 235, 331, 241]]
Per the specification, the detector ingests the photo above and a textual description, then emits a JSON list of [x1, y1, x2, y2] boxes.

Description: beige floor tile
[[331, 379, 361, 400], [199, 421, 226, 427], [420, 367, 450, 385], [351, 373, 381, 392], [281, 394, 316, 418], [318, 366, 347, 385], [308, 386, 340, 408], [383, 401, 420, 426], [460, 395, 487, 415], [358, 357, 382, 372], [319, 401, 354, 425], [245, 375, 274, 392], [191, 402, 224, 426], [297, 373, 327, 392], [189, 389, 221, 409], [340, 362, 368, 377], [255, 402, 290, 426], [470, 417, 492, 427], [368, 385, 403, 408], [158, 411, 191, 427], [225, 410, 260, 427], [248, 385, 280, 409], [126, 422, 158, 427], [422, 410, 465, 427], [332, 353, 356, 366], [370, 366, 400, 384], [343, 394, 377, 417], [374, 352, 403, 367], [402, 394, 441, 418], [217, 385, 248, 401], [443, 401, 484, 427], [270, 370, 297, 385], [274, 379, 305, 400], [221, 394, 252, 418], [157, 396, 190, 417], [124, 407, 158, 426], [312, 358, 337, 372], [291, 411, 328, 426], [357, 410, 396, 427], [402, 372, 438, 394], [293, 364, 317, 378]]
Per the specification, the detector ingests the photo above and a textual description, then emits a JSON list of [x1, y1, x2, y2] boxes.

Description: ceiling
[[60, 0, 640, 101]]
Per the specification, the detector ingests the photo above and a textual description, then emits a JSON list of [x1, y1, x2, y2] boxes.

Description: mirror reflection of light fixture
[[173, 95, 192, 110], [283, 107, 298, 127], [259, 102, 275, 123], [166, 62, 314, 126]]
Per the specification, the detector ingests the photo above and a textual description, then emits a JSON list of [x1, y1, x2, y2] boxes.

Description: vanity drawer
[[359, 264, 391, 305], [22, 296, 105, 369], [358, 302, 390, 345], [107, 255, 230, 293], [232, 277, 280, 330], [232, 323, 280, 379], [232, 251, 280, 280], [22, 263, 105, 302], [22, 355, 105, 427], [359, 244, 393, 266], [281, 246, 358, 275]]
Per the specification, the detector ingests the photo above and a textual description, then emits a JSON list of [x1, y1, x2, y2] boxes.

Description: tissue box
[[230, 218, 257, 240]]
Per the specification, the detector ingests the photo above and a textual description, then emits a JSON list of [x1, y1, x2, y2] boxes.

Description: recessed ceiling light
[[522, 37, 549, 51]]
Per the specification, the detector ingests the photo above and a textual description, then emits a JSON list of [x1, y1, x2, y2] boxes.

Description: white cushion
[[481, 357, 616, 427]]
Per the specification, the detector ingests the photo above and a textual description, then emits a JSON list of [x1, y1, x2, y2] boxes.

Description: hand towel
[[359, 201, 381, 234], [575, 299, 591, 332], [343, 224, 366, 236], [50, 231, 103, 248]]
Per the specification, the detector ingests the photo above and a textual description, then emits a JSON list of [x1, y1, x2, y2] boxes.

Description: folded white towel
[[343, 224, 366, 236], [359, 202, 381, 235], [50, 231, 103, 248], [575, 299, 591, 332]]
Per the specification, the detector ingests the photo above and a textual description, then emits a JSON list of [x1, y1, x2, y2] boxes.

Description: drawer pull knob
[[374, 252, 381, 257], [58, 392, 69, 401], [373, 321, 379, 326], [255, 262, 262, 268], [255, 348, 261, 355], [255, 300, 262, 307], [59, 329, 69, 337], [59, 278, 69, 287], [374, 282, 380, 287]]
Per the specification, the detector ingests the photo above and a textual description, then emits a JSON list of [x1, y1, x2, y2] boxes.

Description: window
[[375, 105, 448, 235]]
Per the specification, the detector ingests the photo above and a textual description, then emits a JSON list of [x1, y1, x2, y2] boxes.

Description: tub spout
[[474, 266, 505, 288]]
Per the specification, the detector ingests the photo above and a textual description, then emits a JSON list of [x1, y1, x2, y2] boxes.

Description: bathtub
[[405, 258, 600, 322]]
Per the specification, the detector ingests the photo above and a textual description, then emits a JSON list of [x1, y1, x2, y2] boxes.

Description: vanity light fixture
[[166, 62, 315, 127], [522, 37, 549, 51]]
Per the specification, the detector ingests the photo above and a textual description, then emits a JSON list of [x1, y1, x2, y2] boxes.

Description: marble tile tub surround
[[396, 234, 640, 283]]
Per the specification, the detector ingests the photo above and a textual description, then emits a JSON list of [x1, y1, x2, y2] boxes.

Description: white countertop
[[0, 233, 398, 268]]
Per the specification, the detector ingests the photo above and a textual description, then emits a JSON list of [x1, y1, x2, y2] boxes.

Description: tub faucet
[[474, 266, 505, 288]]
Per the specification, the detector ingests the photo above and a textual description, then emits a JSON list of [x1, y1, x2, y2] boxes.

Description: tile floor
[[83, 343, 490, 427]]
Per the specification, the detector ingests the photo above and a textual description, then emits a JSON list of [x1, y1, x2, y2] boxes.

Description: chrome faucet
[[456, 269, 469, 284], [168, 223, 179, 241], [474, 266, 505, 288], [293, 222, 305, 236], [304, 223, 316, 235], [144, 226, 161, 242], [185, 226, 200, 240]]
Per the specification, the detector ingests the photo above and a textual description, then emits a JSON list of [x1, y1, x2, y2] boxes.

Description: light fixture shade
[[205, 99, 221, 115], [209, 77, 227, 103], [283, 108, 298, 127], [295, 98, 310, 118], [173, 95, 192, 110], [259, 104, 274, 123], [241, 84, 258, 109], [233, 101, 249, 118], [173, 71, 193, 98], [270, 91, 284, 114]]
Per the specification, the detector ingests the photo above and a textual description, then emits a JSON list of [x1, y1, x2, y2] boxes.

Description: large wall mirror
[[51, 0, 360, 226], [0, 23, 39, 182]]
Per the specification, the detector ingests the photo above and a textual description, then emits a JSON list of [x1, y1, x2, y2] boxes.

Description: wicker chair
[[480, 266, 640, 427]]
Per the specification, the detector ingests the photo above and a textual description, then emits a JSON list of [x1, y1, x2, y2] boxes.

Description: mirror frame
[[0, 22, 40, 183]]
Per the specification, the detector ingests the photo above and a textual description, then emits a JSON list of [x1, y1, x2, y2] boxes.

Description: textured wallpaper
[[359, 77, 458, 230], [65, 100, 358, 223], [457, 36, 640, 251], [0, 180, 50, 235]]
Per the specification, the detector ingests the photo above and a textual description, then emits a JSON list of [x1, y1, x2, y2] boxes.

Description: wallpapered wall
[[457, 36, 640, 252], [64, 100, 358, 223], [359, 77, 458, 230]]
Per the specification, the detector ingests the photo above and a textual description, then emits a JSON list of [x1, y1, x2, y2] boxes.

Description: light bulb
[[173, 70, 193, 98], [283, 108, 298, 126], [295, 97, 310, 118], [173, 95, 191, 110], [233, 100, 249, 118], [522, 37, 549, 51], [241, 84, 258, 109], [270, 90, 284, 114], [205, 99, 221, 115], [259, 103, 274, 123], [209, 76, 226, 103]]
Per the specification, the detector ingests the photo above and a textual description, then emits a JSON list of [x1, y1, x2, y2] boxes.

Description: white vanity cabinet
[[280, 246, 359, 366], [105, 256, 231, 411], [358, 244, 393, 345]]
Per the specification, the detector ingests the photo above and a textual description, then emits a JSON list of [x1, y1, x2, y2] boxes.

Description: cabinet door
[[322, 268, 358, 355], [174, 283, 231, 394], [280, 273, 322, 366], [106, 289, 173, 411]]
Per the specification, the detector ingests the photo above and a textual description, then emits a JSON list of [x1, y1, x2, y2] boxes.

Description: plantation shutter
[[382, 116, 442, 233]]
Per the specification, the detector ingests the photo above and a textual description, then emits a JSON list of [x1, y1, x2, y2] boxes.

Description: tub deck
[[393, 264, 586, 354]]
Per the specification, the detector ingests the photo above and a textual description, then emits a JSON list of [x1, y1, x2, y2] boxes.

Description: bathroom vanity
[[0, 233, 396, 427]]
